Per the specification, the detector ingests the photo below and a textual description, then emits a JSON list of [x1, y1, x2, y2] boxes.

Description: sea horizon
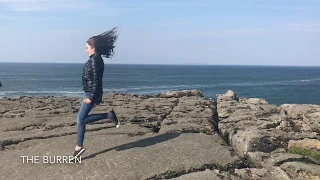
[[0, 62, 319, 68], [0, 63, 319, 106]]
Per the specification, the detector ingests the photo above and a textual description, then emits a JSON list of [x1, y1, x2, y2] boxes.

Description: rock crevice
[[0, 89, 319, 180]]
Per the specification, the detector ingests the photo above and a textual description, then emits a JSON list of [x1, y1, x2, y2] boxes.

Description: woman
[[73, 27, 120, 158]]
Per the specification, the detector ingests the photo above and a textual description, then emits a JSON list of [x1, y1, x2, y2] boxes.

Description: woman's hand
[[84, 98, 92, 104]]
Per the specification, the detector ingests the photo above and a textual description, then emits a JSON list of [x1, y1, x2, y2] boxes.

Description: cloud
[[88, 7, 140, 18], [0, 14, 44, 19], [0, 15, 15, 19], [0, 0, 136, 14], [150, 17, 269, 39], [125, 27, 269, 41], [0, 0, 137, 21], [0, 0, 42, 2], [0, 0, 213, 12], [288, 22, 320, 32], [147, 1, 213, 7], [0, 0, 94, 12], [222, 28, 267, 36]]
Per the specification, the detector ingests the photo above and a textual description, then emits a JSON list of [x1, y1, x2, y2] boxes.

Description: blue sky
[[0, 0, 319, 66]]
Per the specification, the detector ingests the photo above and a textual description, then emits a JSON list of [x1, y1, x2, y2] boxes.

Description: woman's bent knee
[[77, 115, 86, 125]]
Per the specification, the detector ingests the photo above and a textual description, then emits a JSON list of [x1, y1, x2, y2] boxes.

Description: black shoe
[[110, 109, 120, 128], [72, 147, 85, 159]]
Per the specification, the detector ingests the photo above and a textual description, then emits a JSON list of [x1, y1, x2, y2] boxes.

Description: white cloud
[[288, 22, 320, 32], [0, 0, 137, 21], [0, 14, 42, 19], [0, 0, 136, 14], [88, 7, 140, 18], [0, 0, 94, 12], [0, 15, 14, 19], [148, 1, 213, 7], [222, 28, 267, 36], [0, 0, 215, 12], [150, 18, 269, 39], [0, 0, 43, 2]]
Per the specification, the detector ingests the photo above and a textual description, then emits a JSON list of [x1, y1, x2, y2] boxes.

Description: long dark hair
[[87, 26, 119, 58]]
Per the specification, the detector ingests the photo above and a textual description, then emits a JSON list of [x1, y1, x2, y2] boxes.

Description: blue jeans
[[76, 92, 109, 147]]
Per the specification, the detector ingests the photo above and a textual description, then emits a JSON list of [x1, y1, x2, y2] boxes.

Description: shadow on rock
[[82, 133, 181, 161]]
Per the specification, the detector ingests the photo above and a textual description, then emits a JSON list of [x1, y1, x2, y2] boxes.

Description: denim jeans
[[76, 92, 109, 147]]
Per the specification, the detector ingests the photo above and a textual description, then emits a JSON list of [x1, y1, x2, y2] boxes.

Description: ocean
[[0, 63, 319, 105]]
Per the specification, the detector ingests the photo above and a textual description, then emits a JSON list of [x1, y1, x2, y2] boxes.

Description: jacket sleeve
[[89, 59, 99, 101], [82, 66, 86, 90]]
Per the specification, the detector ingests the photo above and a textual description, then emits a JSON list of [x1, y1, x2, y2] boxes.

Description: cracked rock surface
[[0, 90, 242, 180], [1, 89, 320, 180], [217, 90, 320, 180]]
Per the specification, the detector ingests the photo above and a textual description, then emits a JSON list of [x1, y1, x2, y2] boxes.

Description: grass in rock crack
[[288, 146, 320, 162]]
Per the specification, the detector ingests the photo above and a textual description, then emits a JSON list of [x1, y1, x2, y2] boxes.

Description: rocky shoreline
[[0, 90, 319, 180]]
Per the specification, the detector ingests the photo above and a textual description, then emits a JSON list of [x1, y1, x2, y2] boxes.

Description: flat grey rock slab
[[0, 132, 242, 180]]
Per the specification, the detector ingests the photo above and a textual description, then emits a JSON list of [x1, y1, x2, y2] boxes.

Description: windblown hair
[[87, 26, 119, 58]]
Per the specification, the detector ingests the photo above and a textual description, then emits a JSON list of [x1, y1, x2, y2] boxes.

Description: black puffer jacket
[[82, 54, 105, 102]]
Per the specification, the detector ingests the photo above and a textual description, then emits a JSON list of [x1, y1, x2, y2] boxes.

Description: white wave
[[32, 91, 83, 94], [0, 77, 319, 98], [290, 78, 320, 83], [115, 77, 319, 90], [21, 91, 84, 94], [210, 78, 320, 87], [103, 84, 205, 92], [136, 89, 174, 94], [103, 88, 129, 92], [0, 90, 84, 97]]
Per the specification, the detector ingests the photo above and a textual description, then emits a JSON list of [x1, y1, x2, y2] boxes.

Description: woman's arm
[[82, 66, 86, 90], [89, 58, 100, 102]]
